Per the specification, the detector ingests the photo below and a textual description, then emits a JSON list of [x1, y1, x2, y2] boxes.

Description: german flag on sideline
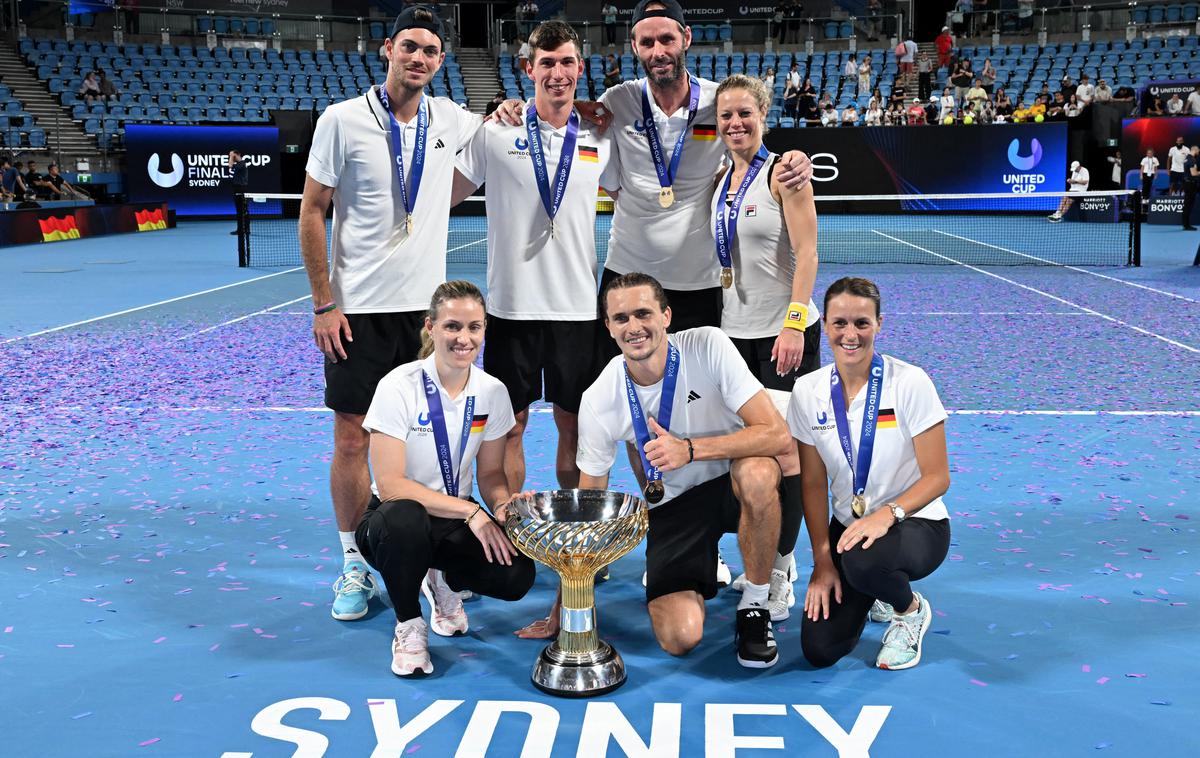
[[39, 215, 81, 242], [135, 207, 168, 232]]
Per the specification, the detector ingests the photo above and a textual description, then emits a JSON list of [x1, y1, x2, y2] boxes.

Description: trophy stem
[[558, 572, 599, 654]]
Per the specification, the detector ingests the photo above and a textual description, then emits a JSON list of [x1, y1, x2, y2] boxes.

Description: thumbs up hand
[[643, 417, 691, 472]]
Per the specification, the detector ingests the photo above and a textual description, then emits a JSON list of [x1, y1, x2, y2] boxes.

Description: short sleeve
[[483, 382, 516, 441], [456, 109, 485, 150], [599, 136, 621, 193], [898, 366, 947, 437], [363, 373, 415, 442], [456, 121, 489, 186], [786, 385, 815, 445], [576, 395, 619, 477], [705, 328, 764, 415], [306, 107, 344, 188]]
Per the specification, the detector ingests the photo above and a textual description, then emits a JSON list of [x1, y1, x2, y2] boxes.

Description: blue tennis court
[[1, 220, 1197, 757]]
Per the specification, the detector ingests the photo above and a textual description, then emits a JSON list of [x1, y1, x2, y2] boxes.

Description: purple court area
[[1, 222, 1197, 757]]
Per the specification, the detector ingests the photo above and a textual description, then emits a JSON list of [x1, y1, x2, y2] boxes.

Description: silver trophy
[[505, 489, 648, 697]]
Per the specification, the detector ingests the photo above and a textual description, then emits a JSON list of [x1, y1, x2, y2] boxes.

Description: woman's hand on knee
[[805, 561, 842, 622], [835, 509, 892, 553], [470, 517, 518, 566]]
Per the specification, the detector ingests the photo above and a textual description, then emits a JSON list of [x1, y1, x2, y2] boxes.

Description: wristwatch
[[888, 503, 906, 523]]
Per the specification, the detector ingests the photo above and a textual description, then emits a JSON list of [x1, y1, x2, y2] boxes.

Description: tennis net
[[238, 189, 1140, 268]]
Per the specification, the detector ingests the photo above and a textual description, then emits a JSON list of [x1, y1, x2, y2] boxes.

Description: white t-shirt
[[598, 76, 727, 290], [820, 107, 839, 126], [1075, 82, 1094, 103], [1141, 156, 1160, 177], [363, 356, 516, 497], [306, 90, 482, 313], [577, 327, 763, 507], [456, 103, 620, 320], [710, 154, 819, 340], [1169, 144, 1189, 172], [902, 40, 918, 63], [1093, 85, 1113, 102], [844, 59, 859, 77], [787, 355, 950, 527], [788, 70, 801, 89], [1168, 97, 1184, 115], [1188, 91, 1200, 115], [1068, 165, 1090, 192]]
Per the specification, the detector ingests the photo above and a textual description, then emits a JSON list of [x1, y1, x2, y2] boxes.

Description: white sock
[[340, 531, 362, 566], [773, 551, 794, 574], [739, 581, 770, 610]]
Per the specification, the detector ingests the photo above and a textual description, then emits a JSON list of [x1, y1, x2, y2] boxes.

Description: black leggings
[[801, 516, 950, 669], [355, 497, 536, 622]]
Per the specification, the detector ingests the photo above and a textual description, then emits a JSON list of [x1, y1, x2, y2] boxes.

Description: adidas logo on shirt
[[433, 138, 446, 149], [686, 390, 701, 403]]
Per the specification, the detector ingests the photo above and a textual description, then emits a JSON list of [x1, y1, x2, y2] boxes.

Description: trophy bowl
[[505, 489, 648, 697]]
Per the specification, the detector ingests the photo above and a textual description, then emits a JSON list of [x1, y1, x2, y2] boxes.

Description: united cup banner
[[1139, 79, 1200, 112], [126, 125, 281, 216]]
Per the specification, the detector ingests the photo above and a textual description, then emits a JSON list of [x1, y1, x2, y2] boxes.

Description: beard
[[643, 52, 685, 89]]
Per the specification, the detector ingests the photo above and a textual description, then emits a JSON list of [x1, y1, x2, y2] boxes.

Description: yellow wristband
[[782, 302, 807, 332]]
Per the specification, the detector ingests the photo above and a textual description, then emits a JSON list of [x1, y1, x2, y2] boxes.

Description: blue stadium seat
[[824, 22, 839, 39], [261, 19, 276, 36], [197, 17, 212, 33]]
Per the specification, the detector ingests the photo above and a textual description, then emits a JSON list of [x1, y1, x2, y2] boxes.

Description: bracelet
[[782, 302, 807, 332], [685, 438, 694, 463], [313, 301, 337, 315], [464, 504, 482, 525]]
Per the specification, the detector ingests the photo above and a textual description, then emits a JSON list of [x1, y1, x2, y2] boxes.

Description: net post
[[236, 192, 248, 267], [1130, 189, 1142, 267]]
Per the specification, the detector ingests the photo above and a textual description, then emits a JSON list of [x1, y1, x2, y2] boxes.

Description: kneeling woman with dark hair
[[786, 277, 952, 671], [358, 280, 536, 677]]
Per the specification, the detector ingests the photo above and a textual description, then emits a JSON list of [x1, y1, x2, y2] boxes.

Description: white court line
[[871, 229, 1200, 354], [447, 237, 487, 254], [1, 266, 305, 344], [932, 229, 1200, 304], [8, 405, 1200, 417], [176, 295, 309, 341]]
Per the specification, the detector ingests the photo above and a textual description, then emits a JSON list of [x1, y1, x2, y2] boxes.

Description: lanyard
[[829, 354, 884, 502], [641, 77, 700, 190], [378, 86, 427, 221], [623, 342, 680, 487], [526, 104, 579, 230], [422, 370, 475, 498], [714, 145, 770, 271]]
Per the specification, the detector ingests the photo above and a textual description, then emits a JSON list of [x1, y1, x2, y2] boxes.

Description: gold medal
[[852, 494, 867, 518], [658, 186, 675, 209], [720, 267, 733, 289], [405, 215, 414, 235], [644, 480, 665, 504]]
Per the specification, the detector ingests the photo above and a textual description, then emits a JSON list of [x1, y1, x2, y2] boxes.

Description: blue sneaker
[[331, 562, 378, 621], [876, 592, 931, 670]]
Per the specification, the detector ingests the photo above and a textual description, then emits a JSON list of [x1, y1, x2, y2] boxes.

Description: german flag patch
[[471, 415, 488, 433], [692, 124, 717, 141], [578, 145, 599, 162], [877, 409, 897, 429]]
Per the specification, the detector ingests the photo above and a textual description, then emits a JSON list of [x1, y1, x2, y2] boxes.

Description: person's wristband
[[685, 438, 694, 464], [313, 301, 337, 315], [782, 302, 807, 332], [465, 504, 482, 525]]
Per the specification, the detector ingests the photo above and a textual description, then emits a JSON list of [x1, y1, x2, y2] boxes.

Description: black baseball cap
[[390, 5, 445, 42], [631, 0, 685, 28]]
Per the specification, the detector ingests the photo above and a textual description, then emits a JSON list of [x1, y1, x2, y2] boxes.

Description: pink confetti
[[138, 738, 160, 747], [1082, 664, 1091, 673], [1097, 677, 1110, 685], [153, 637, 166, 644], [970, 679, 988, 687]]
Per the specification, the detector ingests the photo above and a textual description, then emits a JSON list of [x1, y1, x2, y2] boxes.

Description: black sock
[[778, 474, 803, 557]]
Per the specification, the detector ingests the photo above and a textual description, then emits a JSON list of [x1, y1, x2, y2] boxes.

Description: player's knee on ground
[[730, 456, 782, 515], [801, 627, 854, 669], [653, 616, 704, 657]]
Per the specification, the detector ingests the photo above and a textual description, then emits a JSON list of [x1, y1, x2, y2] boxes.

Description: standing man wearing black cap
[[298, 5, 496, 628]]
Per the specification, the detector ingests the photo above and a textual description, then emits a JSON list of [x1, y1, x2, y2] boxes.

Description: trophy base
[[531, 639, 626, 698]]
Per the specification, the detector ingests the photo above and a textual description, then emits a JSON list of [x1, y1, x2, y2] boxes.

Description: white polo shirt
[[1169, 144, 1189, 172], [1188, 90, 1200, 115], [598, 76, 727, 290], [1069, 165, 1090, 192], [787, 355, 950, 527], [306, 89, 482, 314], [456, 102, 620, 320], [1141, 156, 1159, 177], [577, 327, 763, 508], [363, 356, 516, 496]]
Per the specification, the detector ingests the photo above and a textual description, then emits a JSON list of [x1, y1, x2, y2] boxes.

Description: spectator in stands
[[1036, 83, 1052, 102], [78, 71, 102, 105], [820, 101, 839, 127], [889, 85, 908, 110], [938, 86, 956, 123], [1093, 79, 1113, 104], [799, 78, 818, 121], [773, 3, 787, 43], [1075, 74, 1094, 106], [783, 0, 805, 45], [1167, 93, 1184, 116], [1113, 85, 1136, 103], [1017, 0, 1035, 34], [1169, 136, 1189, 194], [1064, 93, 1082, 118], [602, 2, 618, 46], [866, 0, 882, 40], [603, 54, 621, 88], [858, 55, 872, 97], [517, 1, 538, 39], [954, 0, 973, 36], [917, 52, 932, 101], [901, 37, 918, 78], [841, 103, 860, 126], [1046, 92, 1067, 120], [1048, 161, 1089, 222], [935, 27, 954, 69], [950, 62, 972, 106], [843, 54, 859, 88], [783, 76, 800, 119], [97, 70, 119, 102], [1182, 146, 1199, 230], [44, 163, 89, 200], [516, 38, 531, 71], [1140, 149, 1158, 199], [994, 88, 1012, 118], [923, 96, 939, 124], [1146, 96, 1166, 117], [966, 78, 988, 115], [761, 67, 777, 91], [1107, 150, 1123, 189], [979, 58, 995, 94], [907, 98, 928, 125], [0, 156, 24, 202], [787, 61, 801, 91], [1059, 73, 1075, 98], [1187, 85, 1200, 116], [979, 100, 996, 124], [865, 99, 883, 125], [24, 161, 54, 200], [484, 91, 505, 117]]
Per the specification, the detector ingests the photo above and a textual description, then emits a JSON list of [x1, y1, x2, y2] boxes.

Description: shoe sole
[[392, 664, 433, 677], [737, 651, 779, 668], [770, 606, 790, 622], [877, 598, 932, 671], [331, 607, 370, 621], [421, 579, 469, 637]]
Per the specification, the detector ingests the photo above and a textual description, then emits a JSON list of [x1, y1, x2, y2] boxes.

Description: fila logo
[[686, 390, 701, 403], [744, 204, 757, 217], [433, 138, 446, 149]]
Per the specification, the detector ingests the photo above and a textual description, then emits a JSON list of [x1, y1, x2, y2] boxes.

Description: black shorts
[[1171, 170, 1185, 187], [730, 321, 822, 392], [483, 316, 599, 414], [324, 311, 425, 415], [596, 266, 723, 363], [645, 473, 744, 603]]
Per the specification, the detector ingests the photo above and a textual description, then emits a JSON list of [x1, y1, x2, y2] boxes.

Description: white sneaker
[[716, 551, 732, 588], [391, 618, 433, 677], [876, 593, 932, 670], [766, 568, 795, 622], [733, 554, 797, 592], [420, 569, 469, 637], [868, 599, 895, 623]]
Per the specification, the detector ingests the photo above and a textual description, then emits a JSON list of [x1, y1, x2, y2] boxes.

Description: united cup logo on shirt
[[514, 137, 529, 151]]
